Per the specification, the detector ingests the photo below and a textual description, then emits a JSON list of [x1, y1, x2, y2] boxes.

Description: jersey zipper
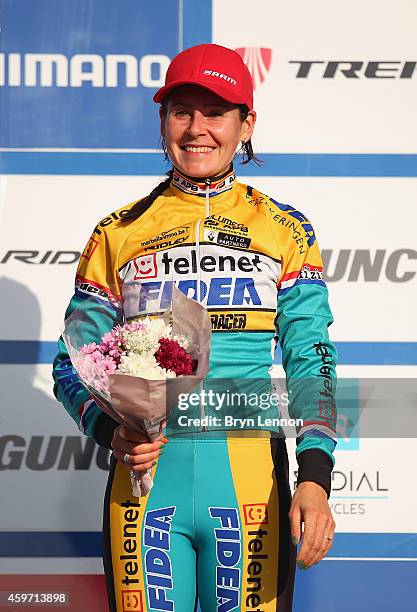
[[196, 178, 211, 431]]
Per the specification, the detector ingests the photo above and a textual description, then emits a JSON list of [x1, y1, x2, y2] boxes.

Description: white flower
[[145, 317, 172, 338], [172, 334, 189, 350], [122, 317, 172, 356], [118, 353, 176, 379]]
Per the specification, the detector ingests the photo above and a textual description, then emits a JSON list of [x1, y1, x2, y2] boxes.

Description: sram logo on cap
[[203, 69, 237, 85]]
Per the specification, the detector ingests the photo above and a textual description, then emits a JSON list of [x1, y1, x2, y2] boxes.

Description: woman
[[53, 43, 337, 611]]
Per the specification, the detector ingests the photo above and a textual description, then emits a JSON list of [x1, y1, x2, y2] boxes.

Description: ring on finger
[[323, 535, 332, 541], [123, 453, 130, 465]]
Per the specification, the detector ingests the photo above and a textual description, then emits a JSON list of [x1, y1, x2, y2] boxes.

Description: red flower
[[155, 338, 197, 376]]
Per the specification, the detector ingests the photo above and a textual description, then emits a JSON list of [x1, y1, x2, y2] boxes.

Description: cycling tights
[[103, 431, 296, 611]]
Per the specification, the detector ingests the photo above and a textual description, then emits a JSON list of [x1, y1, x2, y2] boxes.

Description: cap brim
[[153, 79, 251, 108]]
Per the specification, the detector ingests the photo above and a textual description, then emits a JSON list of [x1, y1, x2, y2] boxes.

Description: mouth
[[181, 145, 216, 154]]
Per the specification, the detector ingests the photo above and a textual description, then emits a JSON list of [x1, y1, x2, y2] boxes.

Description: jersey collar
[[171, 165, 237, 199]]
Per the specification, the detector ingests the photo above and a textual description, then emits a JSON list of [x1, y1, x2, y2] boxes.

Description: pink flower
[[101, 331, 116, 346], [91, 349, 106, 362], [101, 357, 117, 374], [80, 342, 98, 355]]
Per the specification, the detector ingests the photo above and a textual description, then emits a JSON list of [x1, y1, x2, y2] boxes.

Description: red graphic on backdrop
[[234, 47, 272, 89]]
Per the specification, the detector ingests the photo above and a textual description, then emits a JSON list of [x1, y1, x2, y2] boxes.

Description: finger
[[114, 438, 165, 455], [131, 439, 166, 454], [302, 515, 336, 568], [130, 461, 158, 473], [311, 522, 336, 566], [113, 448, 161, 469], [306, 517, 334, 566], [289, 503, 302, 546], [129, 448, 164, 466], [114, 447, 162, 464], [154, 434, 169, 445], [296, 511, 318, 568]]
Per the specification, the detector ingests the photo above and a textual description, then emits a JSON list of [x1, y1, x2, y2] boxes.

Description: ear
[[240, 110, 257, 143]]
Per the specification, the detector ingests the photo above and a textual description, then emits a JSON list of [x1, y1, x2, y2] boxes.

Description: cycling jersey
[[52, 165, 337, 493]]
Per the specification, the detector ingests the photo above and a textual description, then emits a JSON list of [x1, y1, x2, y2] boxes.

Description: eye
[[172, 109, 190, 119], [208, 109, 224, 118]]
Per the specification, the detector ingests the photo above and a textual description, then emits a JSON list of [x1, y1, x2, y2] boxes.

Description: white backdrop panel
[[213, 0, 417, 153], [0, 364, 109, 531], [287, 436, 417, 533]]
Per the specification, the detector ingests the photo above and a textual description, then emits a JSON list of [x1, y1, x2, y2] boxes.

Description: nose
[[186, 111, 207, 138]]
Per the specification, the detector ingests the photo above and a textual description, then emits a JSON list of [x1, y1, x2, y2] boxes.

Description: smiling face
[[160, 85, 256, 178]]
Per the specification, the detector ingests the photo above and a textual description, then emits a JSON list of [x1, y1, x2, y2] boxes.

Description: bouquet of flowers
[[63, 285, 211, 497]]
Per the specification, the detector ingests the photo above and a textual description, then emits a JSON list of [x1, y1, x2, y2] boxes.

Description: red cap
[[153, 44, 254, 110]]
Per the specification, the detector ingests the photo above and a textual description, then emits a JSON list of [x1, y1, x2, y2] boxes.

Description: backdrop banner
[[1, 0, 417, 611]]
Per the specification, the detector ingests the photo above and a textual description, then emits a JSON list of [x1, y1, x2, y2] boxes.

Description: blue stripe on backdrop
[[0, 532, 415, 558], [293, 560, 417, 612], [182, 0, 212, 49], [1, 152, 417, 176], [1, 340, 417, 365]]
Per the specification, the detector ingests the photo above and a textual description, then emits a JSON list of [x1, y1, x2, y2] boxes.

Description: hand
[[111, 425, 169, 474], [289, 481, 335, 569]]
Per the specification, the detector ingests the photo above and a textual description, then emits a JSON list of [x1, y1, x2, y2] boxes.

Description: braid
[[121, 169, 173, 224]]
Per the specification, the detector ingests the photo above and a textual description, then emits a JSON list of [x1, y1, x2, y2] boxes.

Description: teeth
[[184, 146, 214, 153]]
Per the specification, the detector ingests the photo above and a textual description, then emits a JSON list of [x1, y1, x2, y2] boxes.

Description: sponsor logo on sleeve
[[269, 198, 317, 253], [75, 277, 118, 302], [315, 341, 336, 430], [82, 238, 99, 260], [93, 209, 132, 236], [279, 263, 324, 294], [298, 264, 323, 280]]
